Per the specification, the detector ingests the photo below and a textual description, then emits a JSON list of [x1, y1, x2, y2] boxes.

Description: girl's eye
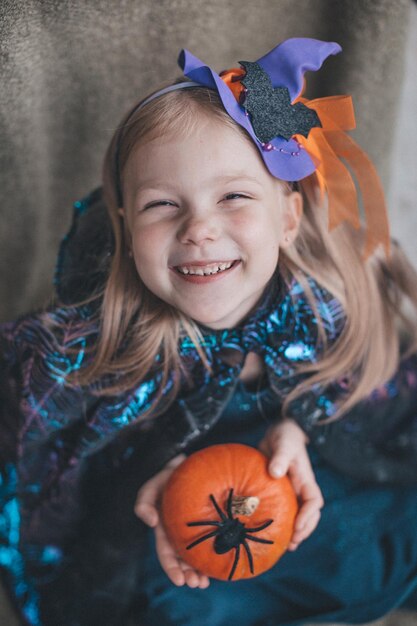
[[222, 193, 251, 201], [143, 200, 177, 210]]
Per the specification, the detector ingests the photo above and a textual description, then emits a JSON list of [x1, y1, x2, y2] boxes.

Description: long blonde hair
[[70, 85, 417, 420]]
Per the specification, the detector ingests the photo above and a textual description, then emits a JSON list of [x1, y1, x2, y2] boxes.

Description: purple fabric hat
[[178, 38, 341, 181]]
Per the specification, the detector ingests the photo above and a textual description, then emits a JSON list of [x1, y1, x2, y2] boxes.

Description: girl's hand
[[258, 419, 324, 551], [134, 454, 210, 589]]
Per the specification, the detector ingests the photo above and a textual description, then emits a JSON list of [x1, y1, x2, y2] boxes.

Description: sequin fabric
[[0, 271, 343, 623]]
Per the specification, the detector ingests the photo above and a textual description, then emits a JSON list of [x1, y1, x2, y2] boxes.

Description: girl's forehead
[[146, 114, 236, 144], [122, 123, 285, 201], [130, 116, 261, 166]]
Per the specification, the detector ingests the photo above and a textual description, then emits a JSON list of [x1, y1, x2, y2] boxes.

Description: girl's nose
[[177, 212, 221, 245]]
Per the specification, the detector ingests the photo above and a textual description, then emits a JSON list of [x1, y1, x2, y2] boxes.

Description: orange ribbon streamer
[[296, 95, 390, 258]]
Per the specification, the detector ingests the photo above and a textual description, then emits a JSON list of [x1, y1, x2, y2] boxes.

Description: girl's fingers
[[163, 560, 186, 586], [155, 523, 210, 589], [198, 576, 210, 589], [155, 523, 185, 586], [288, 510, 321, 550], [291, 476, 324, 543], [182, 563, 210, 589], [135, 454, 209, 590], [290, 479, 323, 546], [295, 480, 324, 513], [177, 555, 210, 588], [294, 499, 321, 536], [260, 421, 324, 549]]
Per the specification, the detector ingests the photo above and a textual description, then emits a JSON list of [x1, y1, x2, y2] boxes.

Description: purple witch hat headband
[[116, 38, 389, 256]]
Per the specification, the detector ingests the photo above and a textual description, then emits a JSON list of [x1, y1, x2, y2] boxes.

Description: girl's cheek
[[229, 209, 256, 227], [132, 221, 165, 244]]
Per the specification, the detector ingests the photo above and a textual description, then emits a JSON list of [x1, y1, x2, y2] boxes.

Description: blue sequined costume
[[1, 190, 417, 626]]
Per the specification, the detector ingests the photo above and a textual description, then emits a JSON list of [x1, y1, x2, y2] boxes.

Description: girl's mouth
[[172, 260, 240, 283]]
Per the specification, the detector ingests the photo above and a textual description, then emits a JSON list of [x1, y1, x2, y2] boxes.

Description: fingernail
[[271, 464, 284, 477]]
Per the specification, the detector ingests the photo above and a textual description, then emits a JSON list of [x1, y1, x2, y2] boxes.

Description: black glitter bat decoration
[[239, 61, 322, 143]]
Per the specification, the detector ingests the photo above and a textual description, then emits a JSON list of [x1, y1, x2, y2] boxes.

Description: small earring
[[284, 236, 290, 243], [128, 249, 133, 258]]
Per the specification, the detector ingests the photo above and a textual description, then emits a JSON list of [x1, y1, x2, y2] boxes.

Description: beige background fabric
[[0, 0, 415, 321], [388, 1, 417, 263]]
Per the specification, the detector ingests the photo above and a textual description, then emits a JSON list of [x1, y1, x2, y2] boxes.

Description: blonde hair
[[70, 85, 417, 421]]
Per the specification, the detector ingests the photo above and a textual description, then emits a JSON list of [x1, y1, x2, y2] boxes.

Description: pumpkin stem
[[231, 495, 260, 516]]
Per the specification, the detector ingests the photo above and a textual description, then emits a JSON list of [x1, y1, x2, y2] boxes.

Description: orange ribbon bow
[[297, 95, 390, 258]]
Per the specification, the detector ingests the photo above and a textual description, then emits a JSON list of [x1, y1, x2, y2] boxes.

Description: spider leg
[[242, 538, 254, 574], [245, 519, 273, 532], [186, 529, 219, 550], [210, 494, 227, 521], [246, 534, 274, 545], [187, 521, 222, 527], [228, 543, 240, 581], [226, 488, 234, 519]]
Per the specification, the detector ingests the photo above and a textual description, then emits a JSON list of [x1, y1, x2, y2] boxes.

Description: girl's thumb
[[135, 502, 158, 527], [269, 448, 291, 478]]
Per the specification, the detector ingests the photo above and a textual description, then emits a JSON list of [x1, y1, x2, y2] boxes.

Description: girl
[[2, 38, 417, 626]]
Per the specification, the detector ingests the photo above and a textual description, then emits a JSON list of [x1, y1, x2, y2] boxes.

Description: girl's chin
[[187, 308, 248, 330], [176, 294, 263, 329]]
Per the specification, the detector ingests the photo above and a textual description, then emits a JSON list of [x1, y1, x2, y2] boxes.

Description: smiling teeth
[[177, 261, 234, 276]]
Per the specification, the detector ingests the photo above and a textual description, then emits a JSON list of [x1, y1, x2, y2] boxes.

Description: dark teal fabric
[[139, 382, 417, 626]]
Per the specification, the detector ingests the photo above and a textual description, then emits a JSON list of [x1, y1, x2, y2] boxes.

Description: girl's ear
[[280, 191, 303, 248]]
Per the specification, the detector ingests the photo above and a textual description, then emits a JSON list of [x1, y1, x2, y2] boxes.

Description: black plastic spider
[[186, 488, 274, 581]]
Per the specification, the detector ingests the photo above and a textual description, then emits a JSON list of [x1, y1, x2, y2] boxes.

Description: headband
[[118, 38, 390, 257]]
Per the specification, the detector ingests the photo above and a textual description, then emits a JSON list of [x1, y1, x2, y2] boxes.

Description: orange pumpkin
[[161, 443, 298, 581]]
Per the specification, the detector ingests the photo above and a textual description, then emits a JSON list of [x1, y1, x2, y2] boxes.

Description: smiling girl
[[2, 38, 417, 626], [120, 115, 301, 329]]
